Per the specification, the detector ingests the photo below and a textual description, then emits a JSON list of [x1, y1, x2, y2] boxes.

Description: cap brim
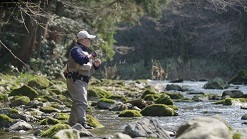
[[88, 35, 96, 39]]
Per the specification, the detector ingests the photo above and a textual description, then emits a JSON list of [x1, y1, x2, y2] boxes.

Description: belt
[[64, 71, 90, 83]]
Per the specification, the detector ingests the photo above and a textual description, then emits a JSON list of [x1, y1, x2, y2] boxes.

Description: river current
[[91, 80, 247, 137]]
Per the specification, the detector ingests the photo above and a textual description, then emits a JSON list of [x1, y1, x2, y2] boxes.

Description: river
[[1, 80, 247, 138]]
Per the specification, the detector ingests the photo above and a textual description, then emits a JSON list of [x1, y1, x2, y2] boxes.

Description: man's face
[[81, 38, 91, 47]]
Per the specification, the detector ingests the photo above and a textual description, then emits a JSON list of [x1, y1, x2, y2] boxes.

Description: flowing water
[[90, 80, 247, 137], [1, 80, 247, 138]]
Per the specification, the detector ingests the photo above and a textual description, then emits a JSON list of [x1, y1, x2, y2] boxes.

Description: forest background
[[1, 0, 247, 81]]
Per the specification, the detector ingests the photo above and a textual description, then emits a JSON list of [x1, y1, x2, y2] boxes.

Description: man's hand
[[94, 58, 101, 67], [91, 50, 99, 58]]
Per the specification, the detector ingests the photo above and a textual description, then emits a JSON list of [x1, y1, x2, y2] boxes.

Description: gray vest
[[67, 43, 95, 76]]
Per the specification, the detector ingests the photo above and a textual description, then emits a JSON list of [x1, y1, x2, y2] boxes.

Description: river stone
[[123, 118, 172, 139], [9, 120, 32, 131], [53, 129, 80, 139], [222, 90, 244, 98], [176, 116, 232, 139]]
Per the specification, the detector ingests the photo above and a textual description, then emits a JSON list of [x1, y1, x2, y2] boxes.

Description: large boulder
[[140, 104, 175, 116], [9, 85, 38, 100], [27, 76, 50, 89], [176, 115, 232, 139], [203, 78, 229, 89], [123, 118, 173, 138]]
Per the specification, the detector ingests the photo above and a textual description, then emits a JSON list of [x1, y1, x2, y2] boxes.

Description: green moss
[[0, 94, 8, 102], [53, 113, 69, 120], [118, 110, 142, 117], [154, 94, 174, 105], [27, 76, 50, 89], [212, 99, 225, 104], [239, 98, 247, 102], [141, 104, 175, 116], [39, 124, 70, 137], [88, 87, 111, 98], [224, 98, 233, 105], [9, 85, 38, 100], [11, 96, 30, 106], [40, 106, 59, 113], [98, 98, 115, 104], [107, 95, 127, 102], [0, 114, 14, 128], [86, 115, 104, 128], [141, 89, 158, 99], [40, 117, 61, 125], [143, 94, 160, 101], [233, 132, 241, 139]]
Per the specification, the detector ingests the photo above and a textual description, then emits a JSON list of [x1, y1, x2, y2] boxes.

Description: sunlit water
[[2, 80, 247, 138]]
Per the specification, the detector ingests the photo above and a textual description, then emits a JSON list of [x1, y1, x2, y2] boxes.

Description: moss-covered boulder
[[39, 124, 70, 138], [141, 89, 158, 99], [88, 87, 111, 100], [40, 106, 60, 113], [143, 93, 160, 101], [53, 113, 69, 120], [0, 114, 14, 128], [86, 115, 104, 128], [229, 70, 247, 85], [203, 78, 229, 89], [107, 95, 128, 102], [118, 110, 142, 117], [40, 117, 61, 125], [27, 76, 50, 89], [10, 96, 30, 107], [164, 92, 184, 99], [97, 98, 116, 109], [154, 94, 174, 105], [166, 84, 183, 91], [9, 85, 38, 100], [141, 104, 175, 116]]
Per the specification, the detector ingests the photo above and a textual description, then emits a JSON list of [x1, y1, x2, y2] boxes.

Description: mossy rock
[[224, 98, 233, 106], [154, 94, 174, 105], [0, 94, 8, 103], [164, 92, 184, 99], [86, 115, 104, 128], [6, 108, 20, 119], [140, 104, 175, 116], [48, 88, 62, 95], [88, 87, 111, 98], [53, 113, 69, 120], [10, 96, 30, 107], [0, 114, 14, 128], [98, 98, 115, 104], [229, 70, 247, 85], [107, 95, 128, 102], [203, 77, 229, 89], [39, 124, 70, 137], [143, 94, 160, 101], [27, 76, 50, 89], [141, 89, 158, 99], [9, 85, 38, 100], [39, 117, 61, 125], [40, 106, 59, 113], [118, 110, 142, 117]]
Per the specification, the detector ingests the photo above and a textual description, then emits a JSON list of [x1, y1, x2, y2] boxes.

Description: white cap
[[77, 30, 96, 40]]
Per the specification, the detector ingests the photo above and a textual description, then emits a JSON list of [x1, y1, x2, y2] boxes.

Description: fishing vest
[[67, 43, 95, 76]]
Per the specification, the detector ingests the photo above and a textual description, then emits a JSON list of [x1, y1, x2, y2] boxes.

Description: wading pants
[[67, 78, 88, 125]]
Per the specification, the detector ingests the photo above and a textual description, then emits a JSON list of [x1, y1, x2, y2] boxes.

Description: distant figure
[[64, 30, 101, 129]]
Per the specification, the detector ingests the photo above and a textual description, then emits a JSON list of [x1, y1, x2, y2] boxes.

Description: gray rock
[[53, 129, 80, 139], [9, 120, 32, 131], [123, 118, 173, 139], [176, 116, 232, 139]]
